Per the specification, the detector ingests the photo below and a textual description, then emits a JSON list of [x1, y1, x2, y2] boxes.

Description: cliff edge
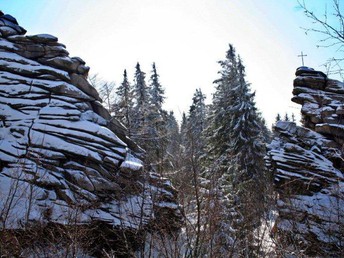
[[0, 12, 182, 255], [267, 67, 344, 257]]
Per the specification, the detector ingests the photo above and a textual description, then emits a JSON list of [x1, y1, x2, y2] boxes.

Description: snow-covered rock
[[0, 12, 181, 253], [267, 67, 344, 256]]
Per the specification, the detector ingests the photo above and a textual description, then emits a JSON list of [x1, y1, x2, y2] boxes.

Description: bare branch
[[298, 0, 344, 47], [298, 0, 344, 79]]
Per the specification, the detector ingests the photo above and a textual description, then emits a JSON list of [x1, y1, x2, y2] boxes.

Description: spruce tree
[[182, 89, 209, 257], [291, 113, 296, 122], [185, 88, 207, 163], [189, 89, 206, 130], [203, 45, 241, 254], [204, 45, 268, 256], [229, 57, 265, 182], [180, 112, 188, 148], [131, 62, 150, 141], [149, 62, 165, 111], [130, 63, 168, 172], [115, 69, 134, 133], [205, 44, 238, 175], [143, 63, 168, 173]]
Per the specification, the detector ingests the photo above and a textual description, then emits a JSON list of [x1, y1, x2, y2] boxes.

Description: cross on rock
[[298, 51, 307, 66]]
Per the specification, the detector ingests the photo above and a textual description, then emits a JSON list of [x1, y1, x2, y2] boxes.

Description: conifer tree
[[130, 63, 168, 172], [204, 45, 268, 256], [142, 63, 168, 173], [131, 62, 150, 143], [181, 89, 210, 257], [291, 113, 296, 122], [134, 63, 148, 102], [185, 88, 207, 164], [149, 63, 165, 111], [115, 69, 134, 133], [205, 44, 238, 175], [229, 57, 265, 182], [180, 112, 188, 148], [179, 89, 207, 190]]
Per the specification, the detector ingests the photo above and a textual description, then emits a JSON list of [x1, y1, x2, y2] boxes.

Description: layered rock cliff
[[0, 12, 181, 254], [267, 67, 344, 256]]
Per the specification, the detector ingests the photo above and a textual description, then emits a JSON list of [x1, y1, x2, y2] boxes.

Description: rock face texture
[[0, 12, 181, 253], [267, 67, 344, 256]]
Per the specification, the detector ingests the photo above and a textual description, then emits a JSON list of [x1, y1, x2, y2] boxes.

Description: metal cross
[[298, 51, 307, 66]]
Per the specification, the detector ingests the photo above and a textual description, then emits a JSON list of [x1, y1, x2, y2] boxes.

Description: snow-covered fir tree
[[179, 89, 207, 185], [129, 63, 168, 172], [205, 44, 238, 168], [186, 88, 207, 156], [130, 62, 150, 151], [229, 56, 266, 183], [143, 63, 168, 173], [179, 89, 210, 257], [182, 88, 207, 189], [203, 44, 269, 256], [114, 69, 134, 134], [201, 44, 241, 255], [180, 112, 188, 149], [228, 57, 269, 255], [149, 63, 165, 110]]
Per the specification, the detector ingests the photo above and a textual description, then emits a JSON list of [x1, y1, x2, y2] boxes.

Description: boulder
[[0, 14, 26, 37]]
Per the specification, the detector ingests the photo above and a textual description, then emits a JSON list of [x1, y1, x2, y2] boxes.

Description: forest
[[90, 46, 272, 256]]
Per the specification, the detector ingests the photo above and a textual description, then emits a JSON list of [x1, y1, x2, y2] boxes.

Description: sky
[[1, 0, 342, 126]]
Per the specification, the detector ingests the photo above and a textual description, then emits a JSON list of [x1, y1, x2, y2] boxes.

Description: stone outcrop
[[0, 13, 181, 253], [267, 67, 344, 256]]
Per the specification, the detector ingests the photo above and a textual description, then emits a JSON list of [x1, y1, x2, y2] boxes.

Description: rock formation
[[0, 12, 182, 255], [267, 67, 344, 257]]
